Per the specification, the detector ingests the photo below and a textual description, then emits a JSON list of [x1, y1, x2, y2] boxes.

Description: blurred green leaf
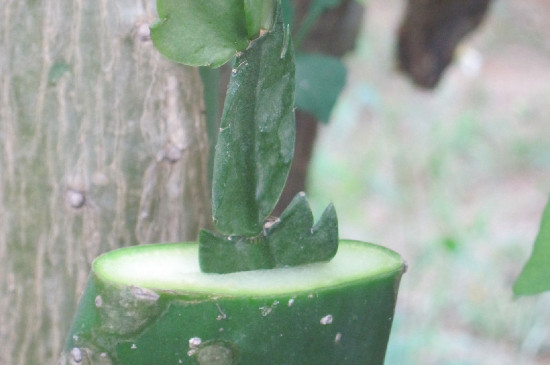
[[514, 196, 550, 296], [310, 0, 342, 14], [281, 0, 294, 28], [295, 53, 347, 123], [294, 0, 343, 46], [212, 14, 295, 235], [441, 237, 459, 253], [266, 193, 338, 266], [151, 0, 250, 67]]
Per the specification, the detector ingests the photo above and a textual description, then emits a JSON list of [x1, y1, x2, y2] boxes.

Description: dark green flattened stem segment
[[211, 10, 295, 236], [60, 241, 404, 365]]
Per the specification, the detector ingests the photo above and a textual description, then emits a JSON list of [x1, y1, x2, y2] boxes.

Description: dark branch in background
[[397, 0, 492, 89]]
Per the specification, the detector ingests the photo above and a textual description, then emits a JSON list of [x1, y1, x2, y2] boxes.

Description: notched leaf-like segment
[[199, 230, 274, 274], [266, 193, 338, 266], [199, 192, 338, 273], [212, 14, 295, 236], [151, 0, 251, 67]]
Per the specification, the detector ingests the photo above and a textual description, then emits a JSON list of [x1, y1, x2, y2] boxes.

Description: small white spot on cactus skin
[[320, 314, 333, 325], [131, 344, 137, 349], [189, 337, 202, 349], [187, 337, 202, 357], [259, 300, 279, 317], [259, 306, 272, 316], [334, 332, 342, 343], [94, 295, 103, 307]]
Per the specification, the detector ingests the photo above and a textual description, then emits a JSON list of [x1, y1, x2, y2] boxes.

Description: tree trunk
[[0, 1, 210, 364]]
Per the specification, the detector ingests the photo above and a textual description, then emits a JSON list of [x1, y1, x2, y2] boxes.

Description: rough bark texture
[[274, 0, 364, 215], [0, 1, 210, 364], [397, 0, 492, 88]]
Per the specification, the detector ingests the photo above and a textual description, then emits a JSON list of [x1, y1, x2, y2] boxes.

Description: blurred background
[[306, 0, 550, 363]]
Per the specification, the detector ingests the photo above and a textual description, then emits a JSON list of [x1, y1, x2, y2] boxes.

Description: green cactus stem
[[61, 240, 404, 365]]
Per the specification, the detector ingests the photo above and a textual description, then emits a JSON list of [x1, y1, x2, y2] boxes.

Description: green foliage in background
[[290, 0, 343, 45], [295, 53, 347, 123], [514, 196, 550, 295], [282, 0, 348, 123]]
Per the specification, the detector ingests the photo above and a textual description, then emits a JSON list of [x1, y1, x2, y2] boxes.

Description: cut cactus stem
[[60, 240, 404, 365]]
